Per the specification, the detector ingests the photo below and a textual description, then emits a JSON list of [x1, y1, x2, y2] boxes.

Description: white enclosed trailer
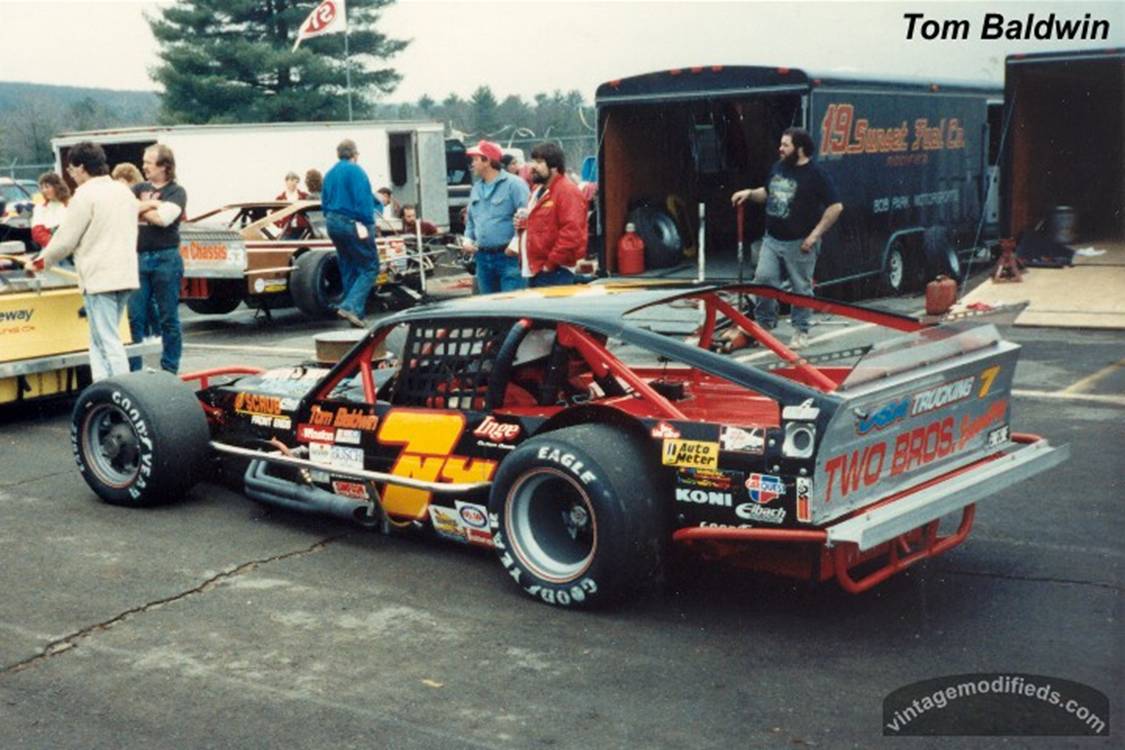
[[51, 119, 449, 228]]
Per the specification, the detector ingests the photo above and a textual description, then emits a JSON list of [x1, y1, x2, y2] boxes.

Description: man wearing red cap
[[462, 139, 530, 293], [521, 142, 587, 288]]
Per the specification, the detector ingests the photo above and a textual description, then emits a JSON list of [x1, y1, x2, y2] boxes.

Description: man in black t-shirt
[[128, 143, 188, 373], [732, 127, 843, 349]]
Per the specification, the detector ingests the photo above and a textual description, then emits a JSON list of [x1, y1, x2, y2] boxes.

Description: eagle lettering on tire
[[487, 424, 666, 608]]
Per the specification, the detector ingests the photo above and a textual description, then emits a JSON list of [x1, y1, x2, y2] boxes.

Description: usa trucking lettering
[[903, 13, 1110, 41]]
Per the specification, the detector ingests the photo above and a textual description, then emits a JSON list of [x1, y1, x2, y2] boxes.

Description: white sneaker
[[789, 332, 809, 350]]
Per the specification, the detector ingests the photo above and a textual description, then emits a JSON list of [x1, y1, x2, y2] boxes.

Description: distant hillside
[[0, 81, 159, 124], [0, 82, 161, 172]]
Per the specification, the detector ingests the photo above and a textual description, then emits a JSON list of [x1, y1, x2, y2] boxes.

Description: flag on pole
[[292, 0, 348, 52]]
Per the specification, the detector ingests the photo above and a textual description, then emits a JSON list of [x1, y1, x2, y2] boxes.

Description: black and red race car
[[70, 283, 1067, 608]]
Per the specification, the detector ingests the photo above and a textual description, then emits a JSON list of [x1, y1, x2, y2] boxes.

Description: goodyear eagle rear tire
[[488, 424, 666, 608], [290, 250, 343, 318], [71, 371, 210, 506]]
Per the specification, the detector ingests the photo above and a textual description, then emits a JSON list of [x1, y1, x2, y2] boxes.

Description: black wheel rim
[[82, 404, 142, 489], [506, 468, 596, 583]]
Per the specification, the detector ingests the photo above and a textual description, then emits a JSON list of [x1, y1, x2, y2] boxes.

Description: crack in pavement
[[0, 533, 349, 676], [940, 567, 1122, 592], [0, 470, 76, 489]]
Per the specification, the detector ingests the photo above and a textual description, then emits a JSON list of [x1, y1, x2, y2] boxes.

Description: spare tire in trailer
[[290, 250, 344, 318], [627, 205, 683, 269], [71, 371, 210, 506], [923, 226, 960, 281]]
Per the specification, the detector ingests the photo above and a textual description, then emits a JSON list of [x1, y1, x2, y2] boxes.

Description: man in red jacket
[[521, 142, 587, 288]]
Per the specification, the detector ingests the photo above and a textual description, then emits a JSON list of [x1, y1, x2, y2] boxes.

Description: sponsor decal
[[260, 367, 326, 382], [297, 424, 335, 443], [233, 391, 283, 416], [251, 414, 273, 427], [330, 445, 364, 471], [978, 365, 1001, 398], [456, 501, 489, 529], [958, 400, 1007, 450], [745, 473, 785, 505], [650, 421, 682, 439], [456, 501, 493, 547], [0, 308, 34, 323], [180, 241, 229, 262], [661, 439, 719, 469], [735, 503, 787, 524], [429, 506, 466, 543], [858, 397, 910, 435], [720, 425, 765, 453], [675, 488, 732, 507], [378, 410, 498, 518], [332, 480, 368, 500], [911, 376, 975, 417], [677, 468, 735, 491], [795, 477, 812, 522], [272, 416, 291, 430], [309, 404, 379, 431], [535, 447, 597, 485], [309, 469, 330, 483], [473, 415, 521, 443], [825, 416, 957, 502], [335, 428, 362, 445], [308, 441, 331, 466], [698, 521, 753, 529], [986, 424, 1010, 449]]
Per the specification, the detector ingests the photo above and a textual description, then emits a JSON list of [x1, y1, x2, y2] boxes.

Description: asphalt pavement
[[1, 281, 1121, 749]]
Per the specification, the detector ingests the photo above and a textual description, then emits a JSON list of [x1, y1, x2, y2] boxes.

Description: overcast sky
[[0, 0, 1121, 100]]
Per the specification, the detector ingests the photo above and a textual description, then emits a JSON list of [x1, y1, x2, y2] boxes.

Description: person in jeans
[[25, 141, 138, 381], [522, 142, 587, 288], [462, 140, 530, 294], [731, 127, 842, 349], [128, 143, 187, 372], [322, 138, 378, 328]]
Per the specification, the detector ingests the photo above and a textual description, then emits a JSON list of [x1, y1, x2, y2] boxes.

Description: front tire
[[488, 424, 666, 608], [71, 371, 210, 506]]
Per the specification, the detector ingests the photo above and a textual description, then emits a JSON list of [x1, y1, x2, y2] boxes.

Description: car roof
[[386, 281, 707, 330]]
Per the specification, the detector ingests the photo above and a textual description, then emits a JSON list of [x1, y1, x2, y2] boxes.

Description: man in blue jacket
[[462, 140, 530, 293], [322, 139, 377, 327]]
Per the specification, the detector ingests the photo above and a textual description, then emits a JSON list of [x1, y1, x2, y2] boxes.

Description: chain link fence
[[3, 161, 55, 181]]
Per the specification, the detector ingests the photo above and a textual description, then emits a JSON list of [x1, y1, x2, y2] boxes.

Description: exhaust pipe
[[243, 460, 377, 525]]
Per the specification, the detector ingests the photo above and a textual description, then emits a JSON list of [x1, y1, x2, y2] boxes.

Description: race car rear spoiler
[[824, 433, 1068, 551]]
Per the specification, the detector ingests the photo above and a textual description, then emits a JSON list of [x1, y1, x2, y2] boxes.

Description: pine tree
[[148, 0, 407, 124]]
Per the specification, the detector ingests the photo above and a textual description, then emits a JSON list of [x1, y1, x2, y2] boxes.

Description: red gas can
[[617, 223, 645, 275], [925, 275, 957, 316]]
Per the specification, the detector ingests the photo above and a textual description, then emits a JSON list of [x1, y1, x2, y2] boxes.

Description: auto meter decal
[[661, 439, 719, 469], [744, 473, 785, 505]]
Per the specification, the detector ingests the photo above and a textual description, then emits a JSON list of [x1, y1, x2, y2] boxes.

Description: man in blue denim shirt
[[129, 143, 186, 373], [462, 140, 530, 294], [322, 138, 378, 327]]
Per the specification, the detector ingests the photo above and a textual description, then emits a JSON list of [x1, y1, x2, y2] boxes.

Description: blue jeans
[[752, 234, 818, 333], [85, 290, 132, 381], [326, 213, 379, 316], [530, 267, 575, 288], [475, 250, 526, 294], [128, 247, 183, 373]]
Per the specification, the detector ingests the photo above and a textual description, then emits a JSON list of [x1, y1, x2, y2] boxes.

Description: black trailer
[[595, 66, 1002, 295], [1001, 49, 1124, 245]]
